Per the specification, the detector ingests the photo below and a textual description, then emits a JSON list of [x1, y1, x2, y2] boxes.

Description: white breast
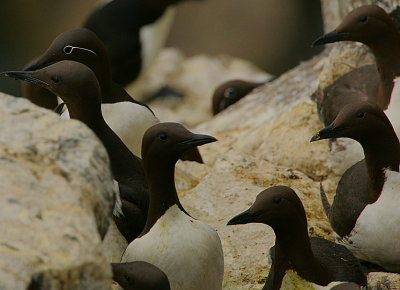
[[121, 205, 224, 290], [60, 102, 159, 156], [336, 169, 400, 272], [140, 7, 176, 70]]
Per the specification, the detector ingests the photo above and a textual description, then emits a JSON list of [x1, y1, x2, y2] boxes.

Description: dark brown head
[[111, 262, 170, 290], [142, 122, 216, 168], [227, 186, 308, 231], [2, 61, 102, 119], [24, 28, 110, 85], [212, 80, 264, 115], [312, 5, 397, 47], [310, 101, 394, 144]]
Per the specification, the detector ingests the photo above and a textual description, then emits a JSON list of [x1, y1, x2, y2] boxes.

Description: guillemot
[[212, 80, 266, 115], [312, 5, 400, 112], [1, 61, 151, 252], [121, 122, 224, 290], [228, 186, 367, 289], [83, 0, 201, 87], [311, 5, 400, 173], [22, 28, 202, 162], [111, 261, 170, 290], [311, 101, 400, 272]]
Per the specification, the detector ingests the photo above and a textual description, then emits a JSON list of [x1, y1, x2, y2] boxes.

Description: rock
[[320, 0, 400, 32], [368, 272, 400, 289], [0, 93, 115, 289], [127, 48, 272, 127]]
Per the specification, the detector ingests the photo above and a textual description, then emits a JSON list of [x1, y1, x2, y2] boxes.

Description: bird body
[[122, 122, 223, 290], [122, 204, 224, 290], [312, 5, 400, 173], [227, 186, 366, 290], [311, 101, 400, 271], [336, 169, 400, 272]]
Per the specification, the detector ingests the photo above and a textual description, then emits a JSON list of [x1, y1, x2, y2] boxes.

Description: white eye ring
[[62, 45, 97, 56]]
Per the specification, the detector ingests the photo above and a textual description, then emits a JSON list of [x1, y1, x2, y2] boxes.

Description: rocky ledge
[[0, 94, 115, 289]]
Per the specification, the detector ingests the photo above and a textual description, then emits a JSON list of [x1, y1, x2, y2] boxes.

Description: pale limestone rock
[[127, 48, 272, 127], [0, 93, 115, 289], [320, 0, 399, 32], [368, 272, 400, 289], [315, 43, 375, 90]]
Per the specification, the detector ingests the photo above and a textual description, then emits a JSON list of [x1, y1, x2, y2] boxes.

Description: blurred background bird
[[0, 0, 323, 97]]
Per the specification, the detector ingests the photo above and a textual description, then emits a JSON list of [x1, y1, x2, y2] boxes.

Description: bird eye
[[159, 133, 167, 141], [63, 45, 73, 54], [356, 111, 366, 118], [51, 76, 60, 83], [224, 87, 236, 99], [273, 196, 282, 204], [359, 15, 368, 23]]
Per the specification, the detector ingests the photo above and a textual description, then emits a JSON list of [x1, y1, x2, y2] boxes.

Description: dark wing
[[311, 237, 367, 286]]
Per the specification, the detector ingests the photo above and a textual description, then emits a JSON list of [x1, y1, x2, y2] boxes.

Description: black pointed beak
[[178, 134, 217, 147], [227, 209, 256, 225], [0, 71, 49, 86], [312, 30, 348, 47], [310, 123, 346, 142]]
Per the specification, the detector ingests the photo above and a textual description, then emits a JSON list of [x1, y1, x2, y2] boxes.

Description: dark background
[[0, 0, 323, 97]]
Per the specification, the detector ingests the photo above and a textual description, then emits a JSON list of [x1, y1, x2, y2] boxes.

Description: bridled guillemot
[[22, 28, 202, 162]]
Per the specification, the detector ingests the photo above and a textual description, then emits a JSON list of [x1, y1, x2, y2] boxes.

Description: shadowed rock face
[[0, 93, 115, 289]]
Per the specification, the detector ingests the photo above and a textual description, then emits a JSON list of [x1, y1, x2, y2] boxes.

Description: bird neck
[[140, 159, 185, 236], [68, 101, 143, 181], [361, 128, 400, 203], [94, 65, 114, 103], [369, 32, 400, 109], [272, 218, 332, 285]]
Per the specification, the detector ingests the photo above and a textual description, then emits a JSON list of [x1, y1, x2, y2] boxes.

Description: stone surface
[[140, 48, 400, 288], [127, 48, 273, 127], [320, 0, 399, 32], [0, 93, 115, 289]]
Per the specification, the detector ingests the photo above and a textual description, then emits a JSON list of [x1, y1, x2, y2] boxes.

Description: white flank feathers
[[337, 169, 400, 272], [122, 205, 224, 290]]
